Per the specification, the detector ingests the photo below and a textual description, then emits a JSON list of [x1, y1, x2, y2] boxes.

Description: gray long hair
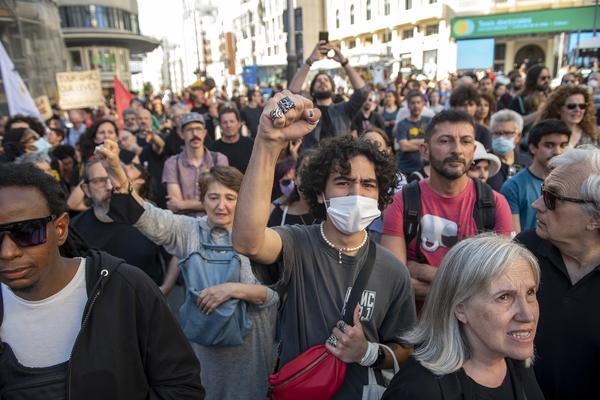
[[402, 234, 540, 376]]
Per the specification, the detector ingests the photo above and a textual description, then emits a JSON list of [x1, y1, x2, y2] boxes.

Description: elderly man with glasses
[[516, 146, 600, 400], [486, 109, 533, 191]]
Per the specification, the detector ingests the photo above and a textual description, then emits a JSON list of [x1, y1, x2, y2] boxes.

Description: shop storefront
[[451, 6, 598, 74]]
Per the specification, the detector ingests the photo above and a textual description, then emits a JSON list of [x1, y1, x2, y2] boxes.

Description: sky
[[137, 0, 184, 43]]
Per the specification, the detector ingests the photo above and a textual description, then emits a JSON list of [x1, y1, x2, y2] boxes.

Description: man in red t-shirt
[[381, 110, 513, 303]]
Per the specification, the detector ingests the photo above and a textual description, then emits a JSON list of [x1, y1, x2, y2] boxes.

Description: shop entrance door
[[514, 45, 545, 68]]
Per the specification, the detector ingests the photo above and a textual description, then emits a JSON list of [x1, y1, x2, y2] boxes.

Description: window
[[364, 35, 373, 45], [425, 24, 439, 35], [336, 9, 340, 29], [405, 0, 412, 10], [384, 0, 391, 15], [382, 30, 392, 43], [366, 0, 372, 20], [350, 5, 354, 25], [429, 0, 437, 3], [348, 39, 356, 49], [400, 54, 412, 68], [402, 29, 413, 39], [69, 49, 83, 70], [95, 5, 107, 28]]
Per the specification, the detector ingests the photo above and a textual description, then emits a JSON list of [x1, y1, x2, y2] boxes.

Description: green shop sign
[[451, 6, 597, 39]]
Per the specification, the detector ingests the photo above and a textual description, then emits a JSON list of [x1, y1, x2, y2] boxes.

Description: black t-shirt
[[316, 105, 334, 140], [240, 105, 263, 138], [163, 130, 185, 159], [267, 204, 320, 227], [208, 136, 254, 174], [465, 370, 515, 400], [350, 111, 386, 135], [70, 210, 166, 285], [140, 143, 167, 208], [476, 123, 492, 151]]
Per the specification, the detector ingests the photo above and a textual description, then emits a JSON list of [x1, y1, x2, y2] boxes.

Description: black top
[[163, 130, 185, 158], [350, 111, 386, 135], [382, 356, 544, 400], [140, 142, 167, 207], [267, 204, 320, 227], [71, 209, 166, 285], [208, 136, 254, 174], [516, 230, 600, 400], [467, 371, 515, 400], [240, 105, 263, 138], [316, 105, 334, 140]]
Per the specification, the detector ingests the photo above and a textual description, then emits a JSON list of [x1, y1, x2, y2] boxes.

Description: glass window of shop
[[88, 48, 116, 72], [70, 49, 84, 71], [59, 6, 138, 33]]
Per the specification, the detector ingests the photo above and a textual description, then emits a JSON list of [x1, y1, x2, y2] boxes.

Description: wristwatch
[[306, 58, 314, 67], [341, 58, 349, 67]]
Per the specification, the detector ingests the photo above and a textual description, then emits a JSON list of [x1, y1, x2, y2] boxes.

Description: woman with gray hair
[[383, 234, 545, 399]]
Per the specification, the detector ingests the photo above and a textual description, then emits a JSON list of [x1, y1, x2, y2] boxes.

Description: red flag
[[114, 76, 132, 128]]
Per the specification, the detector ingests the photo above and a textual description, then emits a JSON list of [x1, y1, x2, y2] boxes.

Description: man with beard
[[288, 41, 369, 148], [70, 159, 166, 285], [381, 110, 512, 304], [350, 90, 386, 136], [501, 119, 571, 233], [162, 112, 228, 216]]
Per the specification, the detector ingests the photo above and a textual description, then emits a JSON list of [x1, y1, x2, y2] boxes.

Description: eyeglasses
[[541, 183, 588, 210], [85, 176, 110, 186], [565, 103, 587, 110], [0, 216, 53, 247]]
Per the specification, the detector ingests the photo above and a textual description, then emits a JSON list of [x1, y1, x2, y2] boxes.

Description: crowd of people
[[0, 40, 599, 400]]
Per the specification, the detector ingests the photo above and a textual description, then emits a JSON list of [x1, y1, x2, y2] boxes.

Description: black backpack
[[402, 178, 496, 261]]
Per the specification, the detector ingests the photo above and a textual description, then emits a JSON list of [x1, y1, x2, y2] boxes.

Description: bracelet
[[359, 342, 379, 367], [341, 58, 349, 67], [306, 58, 314, 67]]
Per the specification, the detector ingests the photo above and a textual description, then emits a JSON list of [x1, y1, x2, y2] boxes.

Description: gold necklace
[[319, 222, 368, 264]]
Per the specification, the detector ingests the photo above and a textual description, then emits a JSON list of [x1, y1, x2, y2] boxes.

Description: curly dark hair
[[299, 135, 398, 220], [536, 84, 597, 140]]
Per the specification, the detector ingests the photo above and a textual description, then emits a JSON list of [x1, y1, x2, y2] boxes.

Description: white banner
[[0, 41, 42, 120], [57, 70, 103, 110]]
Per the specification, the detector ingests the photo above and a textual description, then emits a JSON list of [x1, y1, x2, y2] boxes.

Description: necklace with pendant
[[319, 222, 368, 264]]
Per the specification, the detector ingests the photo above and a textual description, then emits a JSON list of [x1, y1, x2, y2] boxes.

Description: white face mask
[[324, 194, 381, 235]]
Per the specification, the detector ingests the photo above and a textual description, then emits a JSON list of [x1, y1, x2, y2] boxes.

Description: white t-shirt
[[0, 258, 87, 367]]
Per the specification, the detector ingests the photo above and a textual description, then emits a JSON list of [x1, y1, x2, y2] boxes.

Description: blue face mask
[[33, 137, 50, 154], [491, 137, 515, 155]]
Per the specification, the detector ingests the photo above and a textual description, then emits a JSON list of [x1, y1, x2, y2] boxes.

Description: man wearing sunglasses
[[516, 146, 600, 400], [0, 163, 204, 398]]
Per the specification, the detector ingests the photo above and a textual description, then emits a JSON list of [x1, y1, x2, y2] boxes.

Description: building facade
[[56, 0, 159, 90], [0, 0, 68, 114]]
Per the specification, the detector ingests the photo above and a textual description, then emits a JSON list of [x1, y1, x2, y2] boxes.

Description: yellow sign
[[56, 70, 103, 110]]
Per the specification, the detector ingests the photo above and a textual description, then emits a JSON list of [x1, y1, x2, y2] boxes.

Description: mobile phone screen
[[319, 31, 329, 43]]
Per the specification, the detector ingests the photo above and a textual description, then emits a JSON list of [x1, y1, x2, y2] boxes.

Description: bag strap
[[402, 181, 421, 245], [342, 239, 377, 324], [210, 150, 218, 166], [472, 178, 496, 233]]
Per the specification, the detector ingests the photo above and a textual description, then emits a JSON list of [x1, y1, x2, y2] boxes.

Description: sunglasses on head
[[0, 216, 53, 247], [565, 103, 586, 110], [541, 183, 587, 210]]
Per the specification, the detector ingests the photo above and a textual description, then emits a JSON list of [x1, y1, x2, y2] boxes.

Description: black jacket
[[382, 356, 544, 400], [0, 250, 204, 400]]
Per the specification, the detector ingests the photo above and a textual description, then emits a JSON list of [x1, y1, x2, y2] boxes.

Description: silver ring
[[269, 107, 284, 121], [337, 321, 346, 333], [327, 335, 338, 348], [277, 96, 296, 114]]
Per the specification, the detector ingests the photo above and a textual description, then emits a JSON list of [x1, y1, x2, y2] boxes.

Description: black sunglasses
[[565, 103, 587, 110], [541, 184, 587, 210], [0, 216, 53, 247]]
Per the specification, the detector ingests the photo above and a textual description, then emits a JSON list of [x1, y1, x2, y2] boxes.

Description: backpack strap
[[210, 151, 218, 166], [473, 178, 496, 233], [402, 180, 422, 245]]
